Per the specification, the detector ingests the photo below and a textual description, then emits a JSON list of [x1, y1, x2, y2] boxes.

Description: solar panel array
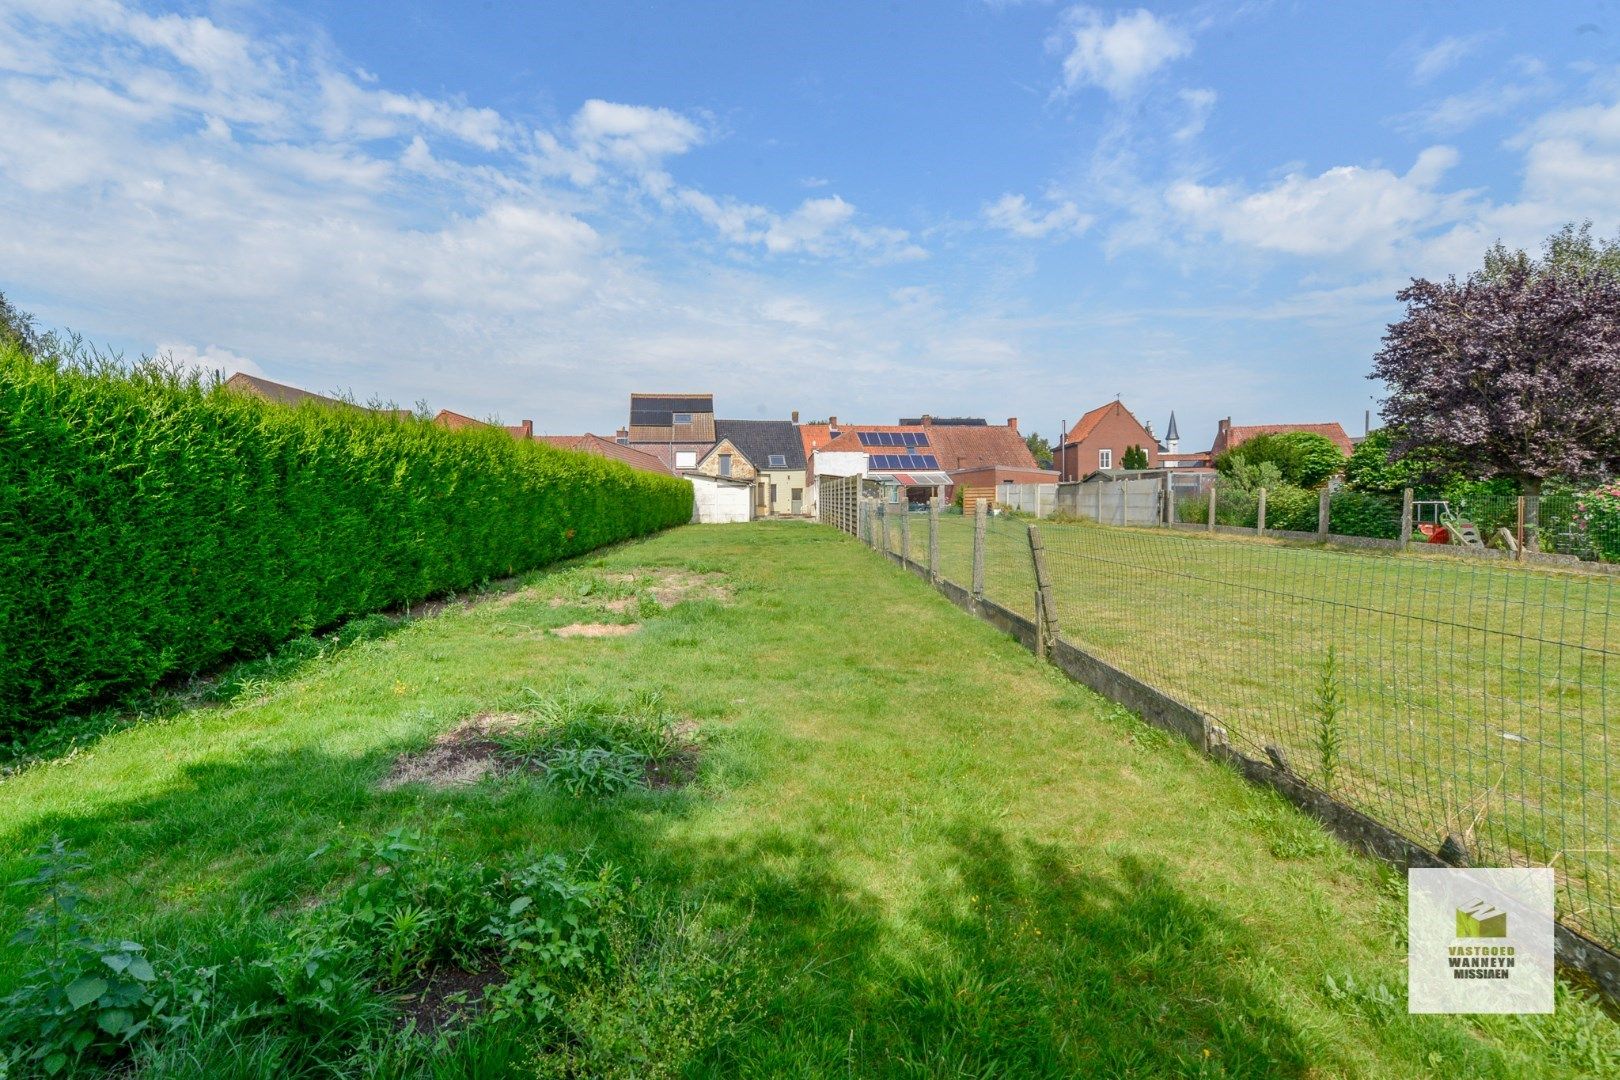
[[857, 431, 930, 447], [868, 454, 940, 471]]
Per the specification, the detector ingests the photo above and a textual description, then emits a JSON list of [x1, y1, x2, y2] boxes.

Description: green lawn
[[2, 521, 1617, 1077], [907, 510, 1620, 953]]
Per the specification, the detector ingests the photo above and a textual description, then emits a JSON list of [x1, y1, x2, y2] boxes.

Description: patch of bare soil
[[646, 720, 704, 790], [548, 595, 637, 613], [394, 962, 506, 1033], [648, 570, 731, 608], [379, 713, 525, 790], [551, 623, 639, 638]]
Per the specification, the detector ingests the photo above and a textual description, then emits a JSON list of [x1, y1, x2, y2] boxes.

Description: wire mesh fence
[[831, 495, 1620, 960], [1174, 486, 1620, 563]]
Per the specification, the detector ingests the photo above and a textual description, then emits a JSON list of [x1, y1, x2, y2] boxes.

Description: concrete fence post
[[1400, 488, 1414, 546], [1117, 484, 1127, 526], [928, 497, 941, 581], [1095, 482, 1103, 522], [1207, 485, 1217, 532], [1317, 488, 1331, 541], [1163, 473, 1173, 526], [1257, 488, 1268, 536], [972, 498, 987, 600]]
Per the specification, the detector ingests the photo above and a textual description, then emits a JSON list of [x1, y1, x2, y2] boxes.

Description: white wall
[[688, 476, 753, 524], [812, 450, 868, 478]]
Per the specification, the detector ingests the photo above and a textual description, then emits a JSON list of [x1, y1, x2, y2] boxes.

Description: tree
[[1025, 431, 1053, 469], [1344, 429, 1434, 493], [1121, 444, 1149, 470], [1371, 226, 1620, 497], [0, 289, 40, 356], [1214, 431, 1344, 488]]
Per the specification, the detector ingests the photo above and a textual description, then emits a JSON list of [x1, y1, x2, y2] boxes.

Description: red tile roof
[[539, 434, 674, 475], [433, 409, 535, 440], [1212, 422, 1354, 457]]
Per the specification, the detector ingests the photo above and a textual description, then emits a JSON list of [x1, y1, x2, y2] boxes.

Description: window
[[672, 412, 693, 425], [1098, 448, 1113, 470], [719, 453, 732, 477], [888, 486, 901, 503], [770, 483, 778, 503], [767, 454, 786, 467], [675, 451, 697, 469]]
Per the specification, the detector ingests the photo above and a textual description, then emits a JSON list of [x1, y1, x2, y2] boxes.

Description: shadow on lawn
[[3, 742, 1324, 1079], [688, 823, 1322, 1078]]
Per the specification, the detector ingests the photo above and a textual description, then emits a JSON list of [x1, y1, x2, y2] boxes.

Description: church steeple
[[1165, 411, 1180, 455]]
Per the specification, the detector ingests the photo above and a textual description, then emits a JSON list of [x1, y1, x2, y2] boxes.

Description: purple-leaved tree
[[1371, 234, 1620, 500]]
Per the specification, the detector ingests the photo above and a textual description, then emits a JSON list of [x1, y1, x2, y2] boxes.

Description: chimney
[[1007, 417, 1018, 432], [922, 414, 932, 425], [791, 409, 799, 424], [828, 415, 837, 426]]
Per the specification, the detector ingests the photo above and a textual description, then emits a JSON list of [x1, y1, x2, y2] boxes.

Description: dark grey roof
[[714, 419, 806, 470], [630, 394, 713, 425], [1165, 411, 1180, 441]]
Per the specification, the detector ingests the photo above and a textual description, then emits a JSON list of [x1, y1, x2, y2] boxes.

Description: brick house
[[433, 409, 535, 440], [537, 434, 672, 475], [1209, 419, 1356, 459], [1057, 401, 1159, 481]]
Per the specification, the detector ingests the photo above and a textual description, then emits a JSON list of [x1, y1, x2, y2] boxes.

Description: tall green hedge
[[0, 347, 692, 731]]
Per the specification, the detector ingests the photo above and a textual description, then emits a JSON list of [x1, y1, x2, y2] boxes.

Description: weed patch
[[378, 713, 525, 791]]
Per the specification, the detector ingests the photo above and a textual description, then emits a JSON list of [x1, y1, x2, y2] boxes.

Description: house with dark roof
[[1209, 418, 1355, 459], [628, 393, 715, 444], [714, 419, 807, 516], [624, 393, 810, 517], [1057, 401, 1159, 481]]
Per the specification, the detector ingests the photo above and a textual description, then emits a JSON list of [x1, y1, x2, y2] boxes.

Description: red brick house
[[1209, 419, 1355, 459], [1057, 401, 1159, 481], [433, 409, 535, 440], [538, 434, 673, 475]]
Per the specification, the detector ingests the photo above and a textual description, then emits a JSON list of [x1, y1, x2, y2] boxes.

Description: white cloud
[[1166, 147, 1470, 259], [157, 342, 264, 379], [1173, 87, 1216, 141], [0, 0, 940, 430], [982, 193, 1094, 239], [1050, 7, 1192, 99], [1410, 34, 1484, 83]]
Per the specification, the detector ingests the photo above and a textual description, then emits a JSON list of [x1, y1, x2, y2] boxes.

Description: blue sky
[[2, 1, 1617, 451]]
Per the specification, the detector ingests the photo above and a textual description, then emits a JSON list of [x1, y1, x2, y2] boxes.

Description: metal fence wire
[[833, 496, 1620, 959]]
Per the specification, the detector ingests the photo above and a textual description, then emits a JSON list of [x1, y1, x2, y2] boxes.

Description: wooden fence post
[[972, 498, 987, 599], [1400, 488, 1414, 546], [1257, 488, 1268, 536], [928, 497, 941, 582], [878, 500, 890, 556], [1207, 485, 1217, 532], [857, 496, 866, 543], [900, 509, 910, 564], [1317, 488, 1331, 541], [1027, 524, 1060, 659]]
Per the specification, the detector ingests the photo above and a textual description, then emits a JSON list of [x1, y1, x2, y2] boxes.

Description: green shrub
[[1574, 484, 1620, 562], [1260, 486, 1317, 532], [497, 688, 692, 796], [1328, 490, 1401, 539], [1215, 432, 1345, 489], [0, 346, 692, 733]]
